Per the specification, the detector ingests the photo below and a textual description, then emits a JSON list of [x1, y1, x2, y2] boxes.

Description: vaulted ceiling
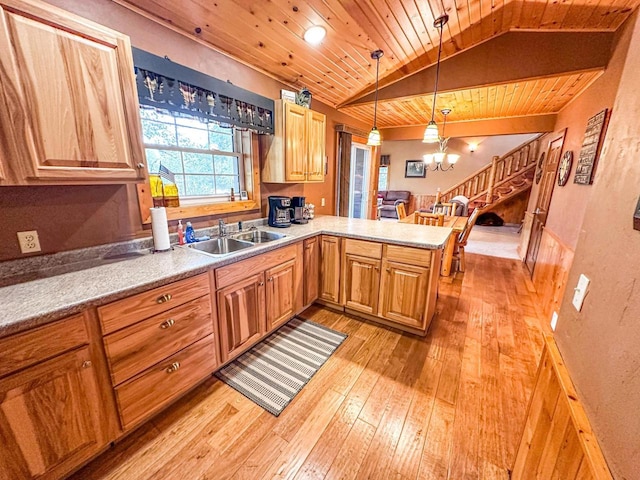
[[115, 0, 639, 132]]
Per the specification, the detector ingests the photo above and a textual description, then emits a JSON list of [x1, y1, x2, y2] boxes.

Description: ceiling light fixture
[[423, 14, 449, 144], [423, 109, 460, 171], [367, 49, 384, 147], [304, 25, 326, 45]]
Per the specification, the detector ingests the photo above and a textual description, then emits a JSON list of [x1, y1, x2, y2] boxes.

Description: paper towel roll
[[150, 207, 171, 251]]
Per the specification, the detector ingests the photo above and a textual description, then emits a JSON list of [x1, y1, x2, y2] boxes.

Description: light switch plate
[[550, 311, 559, 331], [572, 274, 590, 311]]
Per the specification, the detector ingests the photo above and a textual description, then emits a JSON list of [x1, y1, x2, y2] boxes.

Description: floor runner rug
[[215, 316, 347, 416]]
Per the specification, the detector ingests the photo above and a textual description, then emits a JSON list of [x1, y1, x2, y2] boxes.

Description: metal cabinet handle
[[157, 293, 172, 304], [136, 163, 145, 169], [160, 318, 175, 329], [386, 268, 391, 273], [166, 362, 181, 374], [82, 360, 92, 369], [259, 281, 265, 286], [268, 277, 274, 282]]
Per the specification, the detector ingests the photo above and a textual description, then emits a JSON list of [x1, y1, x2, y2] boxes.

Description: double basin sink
[[187, 230, 286, 256]]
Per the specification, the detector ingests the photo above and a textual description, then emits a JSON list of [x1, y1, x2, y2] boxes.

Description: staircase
[[441, 135, 542, 212]]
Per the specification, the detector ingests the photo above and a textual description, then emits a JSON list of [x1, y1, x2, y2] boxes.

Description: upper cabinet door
[[306, 110, 326, 182], [284, 102, 307, 182], [0, 0, 146, 184]]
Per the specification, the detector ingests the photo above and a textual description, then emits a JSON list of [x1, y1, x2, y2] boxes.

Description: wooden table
[[399, 212, 467, 276]]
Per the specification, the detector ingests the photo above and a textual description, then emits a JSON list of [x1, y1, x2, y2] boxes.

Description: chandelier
[[423, 109, 460, 171], [423, 14, 449, 144], [367, 49, 384, 146]]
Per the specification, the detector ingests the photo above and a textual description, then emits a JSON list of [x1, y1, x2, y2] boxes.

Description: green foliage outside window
[[140, 107, 241, 198]]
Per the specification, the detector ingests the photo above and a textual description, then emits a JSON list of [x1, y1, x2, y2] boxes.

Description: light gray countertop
[[0, 216, 452, 338]]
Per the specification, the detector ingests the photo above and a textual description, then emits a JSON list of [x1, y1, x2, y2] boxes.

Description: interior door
[[525, 132, 565, 274], [348, 143, 371, 219]]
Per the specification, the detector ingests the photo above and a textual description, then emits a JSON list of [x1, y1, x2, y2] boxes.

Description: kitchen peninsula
[[0, 215, 451, 480]]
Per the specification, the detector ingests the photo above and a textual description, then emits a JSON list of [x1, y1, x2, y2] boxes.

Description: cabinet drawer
[[115, 334, 216, 429], [344, 238, 382, 259], [98, 274, 210, 334], [104, 295, 214, 385], [384, 244, 432, 267], [0, 313, 88, 378]]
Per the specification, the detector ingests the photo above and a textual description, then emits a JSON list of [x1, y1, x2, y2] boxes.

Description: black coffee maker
[[268, 196, 292, 228], [291, 196, 308, 224]]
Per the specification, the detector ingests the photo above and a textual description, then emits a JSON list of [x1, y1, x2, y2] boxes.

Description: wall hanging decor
[[405, 160, 426, 178], [558, 151, 573, 186], [574, 108, 608, 185]]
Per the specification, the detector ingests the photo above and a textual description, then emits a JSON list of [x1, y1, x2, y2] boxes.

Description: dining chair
[[396, 202, 407, 220], [416, 212, 444, 226], [453, 207, 481, 272]]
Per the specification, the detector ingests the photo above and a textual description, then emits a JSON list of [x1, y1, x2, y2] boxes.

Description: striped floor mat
[[215, 316, 347, 416]]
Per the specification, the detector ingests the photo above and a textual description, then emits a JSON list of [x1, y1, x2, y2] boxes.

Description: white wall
[[381, 134, 537, 194]]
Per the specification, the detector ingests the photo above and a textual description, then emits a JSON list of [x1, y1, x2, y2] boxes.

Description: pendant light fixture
[[423, 108, 460, 171], [423, 14, 449, 144], [367, 49, 384, 146]]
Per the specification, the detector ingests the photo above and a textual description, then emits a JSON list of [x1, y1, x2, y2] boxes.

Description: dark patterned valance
[[132, 48, 274, 134]]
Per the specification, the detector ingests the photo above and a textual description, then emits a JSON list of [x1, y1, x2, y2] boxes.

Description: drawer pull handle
[[268, 277, 274, 282], [259, 281, 265, 286], [160, 318, 175, 329], [166, 362, 181, 374], [82, 360, 92, 369], [157, 293, 172, 304]]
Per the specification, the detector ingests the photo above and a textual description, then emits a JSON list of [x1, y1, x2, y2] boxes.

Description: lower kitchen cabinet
[[319, 235, 341, 304], [266, 259, 297, 330], [343, 254, 381, 315], [217, 272, 266, 363], [303, 236, 320, 306], [0, 343, 109, 479], [378, 260, 429, 329]]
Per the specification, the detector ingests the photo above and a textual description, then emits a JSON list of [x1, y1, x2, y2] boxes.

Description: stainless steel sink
[[233, 230, 287, 243], [187, 237, 254, 255]]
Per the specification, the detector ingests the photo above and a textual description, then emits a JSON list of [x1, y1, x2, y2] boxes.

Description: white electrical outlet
[[550, 311, 559, 331], [17, 230, 41, 254], [321, 197, 326, 207], [572, 274, 590, 311]]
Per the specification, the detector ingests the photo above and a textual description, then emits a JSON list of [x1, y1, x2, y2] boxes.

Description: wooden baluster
[[485, 155, 499, 204]]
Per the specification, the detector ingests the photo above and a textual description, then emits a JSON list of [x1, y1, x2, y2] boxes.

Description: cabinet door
[[217, 273, 266, 362], [0, 347, 107, 479], [0, 1, 145, 183], [320, 236, 341, 304], [378, 260, 429, 329], [343, 254, 380, 315], [265, 259, 296, 330], [284, 102, 307, 182], [303, 237, 320, 306], [306, 110, 326, 182]]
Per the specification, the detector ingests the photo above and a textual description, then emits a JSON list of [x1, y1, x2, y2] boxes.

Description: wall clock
[[558, 151, 573, 186], [535, 152, 545, 184]]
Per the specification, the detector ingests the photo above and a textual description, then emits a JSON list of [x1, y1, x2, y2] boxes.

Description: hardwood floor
[[72, 254, 544, 480]]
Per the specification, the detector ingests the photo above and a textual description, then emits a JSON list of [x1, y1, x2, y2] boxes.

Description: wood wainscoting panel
[[512, 334, 613, 480], [532, 228, 575, 323], [409, 194, 436, 215]]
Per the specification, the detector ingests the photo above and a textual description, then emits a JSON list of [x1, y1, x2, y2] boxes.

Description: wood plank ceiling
[[116, 0, 639, 128]]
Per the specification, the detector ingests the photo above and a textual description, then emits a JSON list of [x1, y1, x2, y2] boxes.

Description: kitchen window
[[140, 107, 243, 205]]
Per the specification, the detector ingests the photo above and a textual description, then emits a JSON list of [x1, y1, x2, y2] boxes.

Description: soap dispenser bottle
[[177, 220, 185, 245], [185, 221, 196, 243]]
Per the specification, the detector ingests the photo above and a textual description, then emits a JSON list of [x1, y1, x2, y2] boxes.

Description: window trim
[[136, 130, 261, 224]]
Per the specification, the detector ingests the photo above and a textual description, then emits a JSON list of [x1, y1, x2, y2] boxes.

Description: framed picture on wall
[[405, 160, 426, 178]]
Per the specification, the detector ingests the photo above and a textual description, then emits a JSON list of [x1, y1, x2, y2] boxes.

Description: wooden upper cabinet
[[265, 259, 296, 330], [261, 100, 326, 183], [0, 0, 146, 185], [284, 102, 307, 182], [306, 109, 326, 182], [0, 346, 108, 479]]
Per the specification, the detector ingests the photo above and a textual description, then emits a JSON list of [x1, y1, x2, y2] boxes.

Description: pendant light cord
[[430, 21, 445, 123], [373, 55, 380, 128]]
